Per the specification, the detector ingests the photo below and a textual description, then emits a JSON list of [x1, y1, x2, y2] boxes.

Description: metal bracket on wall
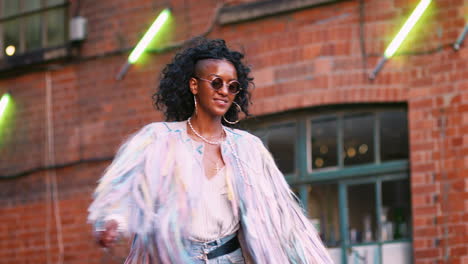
[[453, 24, 468, 51], [368, 57, 388, 81]]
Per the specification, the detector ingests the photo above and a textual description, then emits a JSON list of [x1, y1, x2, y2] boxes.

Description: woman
[[88, 38, 332, 264]]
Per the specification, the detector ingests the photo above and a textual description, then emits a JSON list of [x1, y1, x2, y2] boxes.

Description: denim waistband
[[187, 232, 237, 247]]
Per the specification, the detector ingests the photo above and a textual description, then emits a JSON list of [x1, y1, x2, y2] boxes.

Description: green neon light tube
[[0, 93, 10, 118], [384, 0, 431, 58], [128, 8, 171, 64]]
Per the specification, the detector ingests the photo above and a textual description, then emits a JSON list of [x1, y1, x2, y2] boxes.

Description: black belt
[[206, 236, 240, 260]]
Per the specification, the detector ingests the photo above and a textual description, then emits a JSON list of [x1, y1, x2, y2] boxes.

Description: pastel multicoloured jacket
[[88, 121, 333, 264]]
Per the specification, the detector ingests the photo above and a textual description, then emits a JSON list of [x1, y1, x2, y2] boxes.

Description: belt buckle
[[195, 248, 210, 263], [205, 240, 218, 246], [203, 248, 210, 263]]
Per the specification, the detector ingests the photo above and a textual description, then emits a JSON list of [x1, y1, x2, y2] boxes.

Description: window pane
[[380, 111, 409, 162], [347, 183, 376, 244], [23, 0, 42, 12], [25, 14, 42, 51], [3, 19, 20, 56], [311, 117, 338, 169], [47, 0, 66, 6], [381, 179, 411, 241], [308, 183, 341, 248], [382, 242, 412, 264], [46, 8, 66, 47], [343, 114, 374, 166], [266, 124, 296, 174], [2, 0, 20, 17]]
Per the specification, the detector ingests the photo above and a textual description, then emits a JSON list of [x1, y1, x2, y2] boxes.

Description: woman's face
[[190, 59, 238, 118]]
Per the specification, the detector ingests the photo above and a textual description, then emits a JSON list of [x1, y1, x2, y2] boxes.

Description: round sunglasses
[[194, 76, 242, 95]]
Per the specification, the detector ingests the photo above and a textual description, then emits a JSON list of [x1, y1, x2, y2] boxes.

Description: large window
[[246, 106, 412, 264], [0, 0, 67, 59], [310, 111, 408, 172]]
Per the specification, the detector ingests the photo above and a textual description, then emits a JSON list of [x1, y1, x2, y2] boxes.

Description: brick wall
[[0, 0, 466, 263]]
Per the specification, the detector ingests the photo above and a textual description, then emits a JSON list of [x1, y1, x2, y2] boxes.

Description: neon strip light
[[128, 8, 171, 64], [0, 93, 10, 118], [384, 0, 431, 58]]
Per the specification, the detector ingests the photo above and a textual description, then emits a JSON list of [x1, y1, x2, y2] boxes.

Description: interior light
[[5, 45, 15, 56], [320, 145, 328, 154], [359, 144, 369, 154], [128, 8, 171, 64], [315, 158, 324, 168], [347, 147, 357, 158]]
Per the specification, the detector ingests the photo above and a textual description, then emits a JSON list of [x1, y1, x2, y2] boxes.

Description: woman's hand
[[96, 220, 119, 248]]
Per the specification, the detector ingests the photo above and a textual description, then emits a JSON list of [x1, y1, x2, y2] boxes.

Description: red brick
[[1, 0, 467, 263], [413, 205, 438, 216], [414, 248, 440, 259], [450, 246, 468, 257]]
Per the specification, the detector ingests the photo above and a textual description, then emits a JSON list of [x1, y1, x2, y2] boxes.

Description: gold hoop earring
[[223, 102, 242, 125], [194, 96, 198, 116]]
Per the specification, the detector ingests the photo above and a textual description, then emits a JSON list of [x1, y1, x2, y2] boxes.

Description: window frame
[[242, 104, 412, 264], [304, 109, 409, 182], [244, 106, 409, 183], [0, 0, 69, 69], [339, 173, 412, 263]]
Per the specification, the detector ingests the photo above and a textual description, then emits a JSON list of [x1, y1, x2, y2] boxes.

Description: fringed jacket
[[88, 121, 333, 264]]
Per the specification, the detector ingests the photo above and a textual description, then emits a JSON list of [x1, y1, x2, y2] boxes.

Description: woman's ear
[[189, 77, 198, 95]]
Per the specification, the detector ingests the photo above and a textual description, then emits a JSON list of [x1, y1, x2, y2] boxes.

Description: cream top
[[188, 167, 240, 242]]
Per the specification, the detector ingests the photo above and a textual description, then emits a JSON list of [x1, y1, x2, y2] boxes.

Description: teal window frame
[[338, 174, 412, 264], [243, 105, 412, 264]]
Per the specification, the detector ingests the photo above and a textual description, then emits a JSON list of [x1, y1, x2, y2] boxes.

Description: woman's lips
[[213, 98, 228, 107]]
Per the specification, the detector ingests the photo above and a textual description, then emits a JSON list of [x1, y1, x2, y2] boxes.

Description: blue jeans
[[185, 233, 245, 264]]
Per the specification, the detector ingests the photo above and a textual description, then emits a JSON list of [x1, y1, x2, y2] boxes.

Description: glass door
[[344, 180, 380, 264], [340, 176, 412, 264]]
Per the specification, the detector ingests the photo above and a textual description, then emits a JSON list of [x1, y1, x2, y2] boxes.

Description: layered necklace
[[187, 117, 226, 145]]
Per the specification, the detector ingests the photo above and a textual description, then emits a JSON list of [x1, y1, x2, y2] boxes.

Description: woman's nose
[[217, 83, 229, 95]]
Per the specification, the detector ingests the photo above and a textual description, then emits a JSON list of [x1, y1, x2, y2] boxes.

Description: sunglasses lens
[[228, 81, 241, 94], [210, 78, 224, 90], [202, 77, 241, 94]]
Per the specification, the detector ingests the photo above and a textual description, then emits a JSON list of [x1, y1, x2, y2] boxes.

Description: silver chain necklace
[[187, 117, 225, 145]]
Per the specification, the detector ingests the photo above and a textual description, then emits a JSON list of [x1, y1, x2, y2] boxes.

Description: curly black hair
[[153, 37, 254, 127]]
